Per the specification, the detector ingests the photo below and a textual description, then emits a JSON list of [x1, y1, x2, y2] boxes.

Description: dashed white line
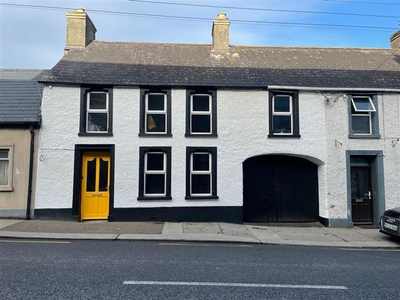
[[158, 242, 253, 247], [340, 248, 400, 252], [123, 280, 348, 290]]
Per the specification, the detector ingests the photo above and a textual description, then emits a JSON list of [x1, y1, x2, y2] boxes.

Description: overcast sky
[[0, 0, 399, 69]]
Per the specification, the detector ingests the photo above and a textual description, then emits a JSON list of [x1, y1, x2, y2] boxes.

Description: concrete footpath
[[0, 219, 399, 248]]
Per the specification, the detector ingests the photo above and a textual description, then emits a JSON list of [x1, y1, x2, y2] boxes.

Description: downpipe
[[26, 126, 35, 220]]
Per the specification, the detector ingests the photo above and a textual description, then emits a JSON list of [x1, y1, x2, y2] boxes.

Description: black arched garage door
[[243, 155, 319, 222]]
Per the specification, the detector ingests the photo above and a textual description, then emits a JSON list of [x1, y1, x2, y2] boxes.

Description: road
[[1, 240, 399, 299]]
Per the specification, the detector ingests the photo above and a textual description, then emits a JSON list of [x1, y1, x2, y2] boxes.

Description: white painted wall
[[35, 86, 400, 220]]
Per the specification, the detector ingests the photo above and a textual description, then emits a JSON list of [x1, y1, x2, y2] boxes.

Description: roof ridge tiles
[[89, 40, 391, 51]]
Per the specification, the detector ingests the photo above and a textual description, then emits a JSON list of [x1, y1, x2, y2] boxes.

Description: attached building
[[35, 9, 400, 227], [0, 69, 47, 218]]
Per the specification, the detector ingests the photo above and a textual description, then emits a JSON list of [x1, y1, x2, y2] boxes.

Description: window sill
[[78, 132, 113, 137], [137, 196, 172, 201], [0, 187, 13, 192], [185, 195, 219, 200], [138, 133, 172, 137], [348, 134, 381, 139], [185, 133, 218, 138], [268, 134, 301, 138]]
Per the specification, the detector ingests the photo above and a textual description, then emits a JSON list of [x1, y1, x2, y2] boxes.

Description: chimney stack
[[65, 8, 97, 54], [390, 30, 400, 49], [212, 13, 230, 52]]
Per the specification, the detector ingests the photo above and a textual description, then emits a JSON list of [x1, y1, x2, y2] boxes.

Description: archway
[[243, 155, 319, 222]]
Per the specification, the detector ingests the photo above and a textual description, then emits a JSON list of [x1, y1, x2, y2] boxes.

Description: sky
[[0, 0, 399, 69]]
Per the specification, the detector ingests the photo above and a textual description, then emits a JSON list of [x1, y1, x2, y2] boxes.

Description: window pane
[[351, 170, 357, 198], [147, 153, 164, 171], [147, 94, 165, 111], [99, 158, 109, 192], [274, 96, 291, 112], [0, 160, 9, 185], [352, 97, 375, 112], [86, 158, 96, 192], [145, 174, 165, 194], [192, 115, 211, 133], [0, 150, 8, 159], [89, 93, 107, 109], [357, 169, 369, 197], [192, 95, 210, 111], [88, 113, 108, 131], [352, 115, 370, 134], [146, 114, 165, 133], [192, 174, 211, 194], [193, 153, 210, 171], [273, 116, 292, 133]]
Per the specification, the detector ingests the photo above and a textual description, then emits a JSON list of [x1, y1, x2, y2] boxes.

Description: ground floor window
[[0, 146, 13, 191], [186, 147, 218, 199], [138, 147, 171, 200]]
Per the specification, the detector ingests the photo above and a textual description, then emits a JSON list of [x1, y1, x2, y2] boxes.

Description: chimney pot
[[65, 7, 97, 54], [212, 12, 230, 52], [390, 30, 400, 49]]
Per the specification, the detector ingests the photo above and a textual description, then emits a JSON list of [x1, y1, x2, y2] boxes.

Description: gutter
[[267, 86, 400, 93], [26, 126, 35, 220]]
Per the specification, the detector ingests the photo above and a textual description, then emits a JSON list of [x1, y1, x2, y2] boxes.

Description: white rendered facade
[[35, 85, 400, 226]]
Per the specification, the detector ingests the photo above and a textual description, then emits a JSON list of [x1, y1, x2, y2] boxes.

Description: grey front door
[[351, 166, 373, 224]]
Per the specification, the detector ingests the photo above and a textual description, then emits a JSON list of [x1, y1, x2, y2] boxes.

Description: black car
[[380, 207, 400, 238]]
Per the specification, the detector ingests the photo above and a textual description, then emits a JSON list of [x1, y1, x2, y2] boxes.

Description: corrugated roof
[[0, 69, 49, 125], [43, 41, 400, 89]]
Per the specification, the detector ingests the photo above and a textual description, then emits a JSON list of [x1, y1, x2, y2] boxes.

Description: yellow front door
[[81, 153, 110, 220]]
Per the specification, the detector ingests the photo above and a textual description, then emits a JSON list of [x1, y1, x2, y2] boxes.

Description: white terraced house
[[34, 8, 400, 227]]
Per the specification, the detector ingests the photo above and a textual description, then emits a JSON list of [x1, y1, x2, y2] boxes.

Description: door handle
[[365, 191, 371, 199]]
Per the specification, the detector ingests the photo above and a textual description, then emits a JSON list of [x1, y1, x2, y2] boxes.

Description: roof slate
[[44, 41, 400, 89], [0, 69, 49, 125]]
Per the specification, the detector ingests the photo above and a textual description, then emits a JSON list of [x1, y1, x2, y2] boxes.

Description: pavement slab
[[182, 222, 222, 234], [0, 220, 163, 234], [0, 219, 23, 230]]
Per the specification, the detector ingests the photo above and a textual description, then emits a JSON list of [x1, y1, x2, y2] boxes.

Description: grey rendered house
[[34, 8, 400, 227], [0, 69, 47, 218]]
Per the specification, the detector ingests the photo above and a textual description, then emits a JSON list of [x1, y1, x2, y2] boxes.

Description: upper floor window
[[268, 92, 300, 137], [0, 146, 13, 191], [79, 87, 113, 136], [349, 95, 380, 138], [186, 89, 217, 137], [140, 89, 171, 136], [138, 147, 171, 200]]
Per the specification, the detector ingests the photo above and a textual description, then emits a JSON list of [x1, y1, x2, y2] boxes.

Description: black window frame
[[139, 88, 172, 137], [348, 94, 380, 139], [186, 89, 218, 137], [268, 91, 300, 138], [138, 147, 172, 200], [185, 147, 218, 200], [79, 87, 113, 136]]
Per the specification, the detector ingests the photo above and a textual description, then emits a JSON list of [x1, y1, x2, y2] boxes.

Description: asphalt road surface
[[1, 240, 399, 299]]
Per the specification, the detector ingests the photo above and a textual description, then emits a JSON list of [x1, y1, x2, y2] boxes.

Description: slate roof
[[43, 41, 400, 89], [0, 69, 49, 126]]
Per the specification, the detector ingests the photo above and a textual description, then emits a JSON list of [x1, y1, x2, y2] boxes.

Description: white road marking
[[123, 280, 348, 290], [340, 248, 400, 252], [158, 242, 253, 248], [0, 239, 70, 244]]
